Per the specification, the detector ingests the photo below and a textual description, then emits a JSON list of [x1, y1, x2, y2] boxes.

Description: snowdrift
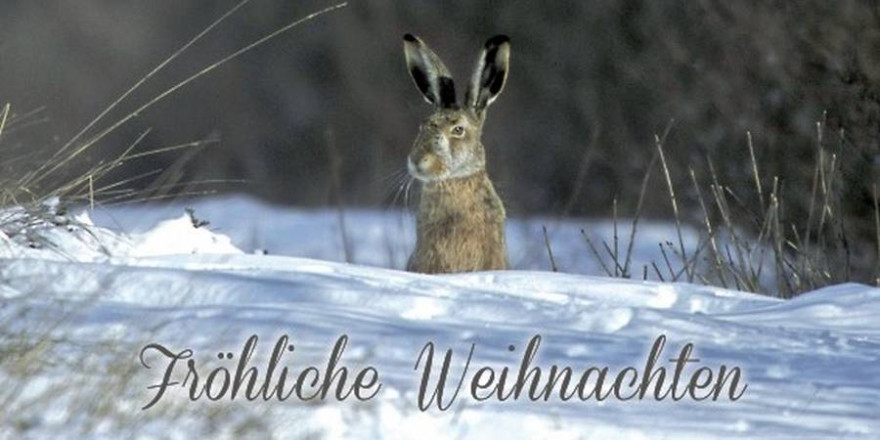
[[1, 196, 878, 439]]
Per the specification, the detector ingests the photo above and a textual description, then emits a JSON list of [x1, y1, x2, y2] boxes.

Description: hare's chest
[[411, 212, 505, 273], [410, 177, 508, 273], [421, 206, 503, 249]]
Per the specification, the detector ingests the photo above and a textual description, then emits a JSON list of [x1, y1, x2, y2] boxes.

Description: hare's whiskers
[[388, 176, 409, 209], [380, 170, 406, 206], [378, 168, 407, 187], [404, 176, 415, 212], [378, 168, 406, 196]]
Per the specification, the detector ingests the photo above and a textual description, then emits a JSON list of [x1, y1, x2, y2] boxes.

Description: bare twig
[[582, 229, 612, 276], [25, 2, 349, 189], [612, 196, 620, 276], [542, 225, 558, 272], [0, 104, 10, 138], [622, 119, 674, 276], [690, 168, 727, 288], [656, 134, 691, 281], [746, 131, 764, 209]]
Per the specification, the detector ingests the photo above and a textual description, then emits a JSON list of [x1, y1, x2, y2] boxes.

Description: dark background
[[1, 1, 878, 231]]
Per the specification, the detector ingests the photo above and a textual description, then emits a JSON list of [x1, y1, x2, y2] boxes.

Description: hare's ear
[[466, 35, 510, 112], [403, 34, 457, 108]]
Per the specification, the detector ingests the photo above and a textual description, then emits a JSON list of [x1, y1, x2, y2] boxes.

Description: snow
[[1, 195, 879, 439]]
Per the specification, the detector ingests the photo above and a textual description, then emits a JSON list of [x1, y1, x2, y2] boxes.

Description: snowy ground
[[1, 195, 879, 439]]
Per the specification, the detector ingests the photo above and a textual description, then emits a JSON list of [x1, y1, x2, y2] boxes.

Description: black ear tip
[[486, 35, 510, 48], [403, 33, 418, 43]]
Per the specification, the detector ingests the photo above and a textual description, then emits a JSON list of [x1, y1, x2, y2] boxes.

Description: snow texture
[[1, 195, 878, 439]]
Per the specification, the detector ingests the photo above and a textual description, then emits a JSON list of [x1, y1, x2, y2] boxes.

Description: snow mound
[[130, 213, 242, 257], [1, 204, 242, 261]]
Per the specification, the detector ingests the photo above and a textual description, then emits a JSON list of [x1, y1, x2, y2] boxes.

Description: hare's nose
[[408, 154, 438, 176], [417, 156, 436, 173]]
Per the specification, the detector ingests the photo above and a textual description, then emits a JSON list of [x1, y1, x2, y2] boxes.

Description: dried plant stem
[[621, 151, 656, 277], [25, 2, 349, 190], [690, 168, 727, 288], [542, 225, 558, 272], [24, 0, 252, 188], [0, 104, 10, 138], [612, 196, 619, 276], [655, 134, 691, 281], [582, 229, 612, 276], [803, 124, 823, 256], [746, 131, 764, 208]]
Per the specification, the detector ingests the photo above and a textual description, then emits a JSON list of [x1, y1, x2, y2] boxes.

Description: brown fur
[[402, 34, 511, 274], [407, 171, 507, 273]]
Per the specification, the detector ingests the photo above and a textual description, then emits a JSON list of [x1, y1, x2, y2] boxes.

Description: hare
[[402, 34, 511, 274]]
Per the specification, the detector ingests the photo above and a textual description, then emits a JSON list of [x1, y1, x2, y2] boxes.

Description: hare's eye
[[451, 126, 465, 137]]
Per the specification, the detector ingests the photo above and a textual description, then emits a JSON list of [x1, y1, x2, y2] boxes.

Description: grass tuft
[[584, 119, 879, 298]]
